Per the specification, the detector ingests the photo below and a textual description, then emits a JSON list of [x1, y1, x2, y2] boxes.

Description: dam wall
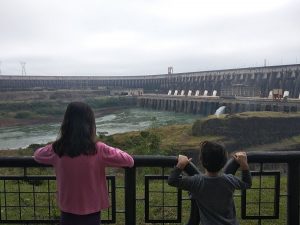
[[1, 64, 300, 98], [137, 95, 300, 115]]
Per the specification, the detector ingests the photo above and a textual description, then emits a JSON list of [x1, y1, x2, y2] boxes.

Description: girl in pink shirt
[[34, 102, 134, 225]]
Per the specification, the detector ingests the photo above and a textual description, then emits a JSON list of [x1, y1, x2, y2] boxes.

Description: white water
[[215, 106, 226, 117]]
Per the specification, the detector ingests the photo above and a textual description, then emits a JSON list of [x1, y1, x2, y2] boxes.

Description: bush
[[97, 130, 161, 155], [140, 131, 150, 138], [127, 131, 161, 155]]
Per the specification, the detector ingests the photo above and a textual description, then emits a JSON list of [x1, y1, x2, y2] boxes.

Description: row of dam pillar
[[137, 97, 300, 115]]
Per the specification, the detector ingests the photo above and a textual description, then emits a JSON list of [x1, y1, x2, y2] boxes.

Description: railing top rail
[[1, 151, 300, 166], [246, 151, 300, 163], [0, 155, 179, 167], [223, 151, 300, 175], [0, 156, 43, 167], [0, 155, 200, 175]]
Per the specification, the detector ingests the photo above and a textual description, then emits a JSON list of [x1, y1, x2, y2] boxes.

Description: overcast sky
[[0, 0, 299, 76]]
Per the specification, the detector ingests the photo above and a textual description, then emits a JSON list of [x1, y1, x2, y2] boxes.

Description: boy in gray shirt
[[168, 141, 252, 225]]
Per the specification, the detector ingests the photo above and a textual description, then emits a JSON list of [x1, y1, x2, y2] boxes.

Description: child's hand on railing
[[176, 154, 192, 169], [233, 152, 249, 170]]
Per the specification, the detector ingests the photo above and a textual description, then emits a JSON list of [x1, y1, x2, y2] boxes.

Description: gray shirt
[[168, 168, 252, 225]]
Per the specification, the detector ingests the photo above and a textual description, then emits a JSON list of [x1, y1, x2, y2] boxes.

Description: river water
[[0, 108, 201, 150]]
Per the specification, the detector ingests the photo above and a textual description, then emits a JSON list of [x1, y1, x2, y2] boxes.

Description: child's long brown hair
[[53, 102, 97, 157]]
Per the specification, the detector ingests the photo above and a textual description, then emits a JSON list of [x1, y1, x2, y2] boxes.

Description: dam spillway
[[137, 95, 300, 115]]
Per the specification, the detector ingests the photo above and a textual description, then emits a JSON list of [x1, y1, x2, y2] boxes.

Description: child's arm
[[168, 155, 201, 192], [33, 144, 56, 165], [99, 142, 134, 168], [230, 152, 252, 189]]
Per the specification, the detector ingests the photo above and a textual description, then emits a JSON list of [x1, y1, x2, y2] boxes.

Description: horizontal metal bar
[[147, 191, 177, 193], [0, 157, 47, 167], [0, 176, 55, 180], [0, 220, 58, 224], [247, 151, 300, 163], [0, 156, 200, 175], [0, 152, 299, 168], [246, 202, 277, 204], [1, 191, 55, 194], [247, 188, 277, 190], [2, 205, 53, 208]]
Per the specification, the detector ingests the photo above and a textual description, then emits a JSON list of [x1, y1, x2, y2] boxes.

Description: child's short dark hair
[[200, 141, 227, 172]]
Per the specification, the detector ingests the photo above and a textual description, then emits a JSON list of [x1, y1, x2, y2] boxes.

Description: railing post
[[125, 167, 136, 225], [287, 162, 300, 225]]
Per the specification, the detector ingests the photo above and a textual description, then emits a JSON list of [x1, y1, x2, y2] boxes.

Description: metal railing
[[224, 151, 300, 225], [0, 152, 299, 225]]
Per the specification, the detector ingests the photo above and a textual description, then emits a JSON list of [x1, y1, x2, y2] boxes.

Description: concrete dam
[[1, 64, 300, 98]]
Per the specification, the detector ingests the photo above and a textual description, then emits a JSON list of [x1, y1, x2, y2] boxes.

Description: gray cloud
[[0, 0, 299, 76]]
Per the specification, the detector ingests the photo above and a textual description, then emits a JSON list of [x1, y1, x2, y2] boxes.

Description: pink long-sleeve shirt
[[34, 142, 134, 215]]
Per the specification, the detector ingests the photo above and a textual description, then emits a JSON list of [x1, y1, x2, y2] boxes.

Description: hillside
[[192, 111, 300, 151]]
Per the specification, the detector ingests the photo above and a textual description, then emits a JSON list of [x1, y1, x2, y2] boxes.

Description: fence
[[0, 152, 299, 225]]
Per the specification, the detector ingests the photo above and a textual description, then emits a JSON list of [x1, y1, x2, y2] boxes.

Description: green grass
[[107, 125, 225, 155]]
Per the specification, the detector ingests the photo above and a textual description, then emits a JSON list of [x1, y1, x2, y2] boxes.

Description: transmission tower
[[20, 62, 26, 75]]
